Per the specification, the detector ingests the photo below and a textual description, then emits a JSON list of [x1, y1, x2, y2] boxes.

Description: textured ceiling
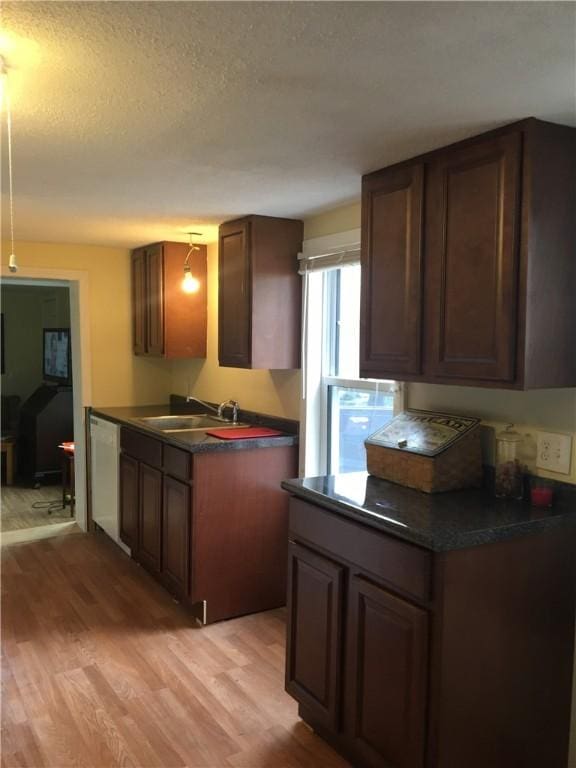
[[1, 1, 575, 247]]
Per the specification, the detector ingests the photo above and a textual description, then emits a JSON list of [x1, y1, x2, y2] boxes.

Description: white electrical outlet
[[536, 431, 573, 475]]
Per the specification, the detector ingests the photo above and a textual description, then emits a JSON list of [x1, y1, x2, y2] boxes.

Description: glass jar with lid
[[494, 424, 523, 499]]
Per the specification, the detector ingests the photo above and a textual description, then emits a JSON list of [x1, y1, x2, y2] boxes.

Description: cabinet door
[[425, 132, 521, 382], [360, 164, 424, 378], [285, 542, 345, 731], [218, 220, 251, 367], [119, 453, 139, 548], [131, 249, 147, 356], [162, 475, 190, 599], [345, 575, 428, 768], [137, 463, 162, 574], [146, 244, 165, 356]]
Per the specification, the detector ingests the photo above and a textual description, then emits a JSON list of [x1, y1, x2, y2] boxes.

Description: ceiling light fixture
[[182, 232, 201, 294], [1, 55, 18, 272]]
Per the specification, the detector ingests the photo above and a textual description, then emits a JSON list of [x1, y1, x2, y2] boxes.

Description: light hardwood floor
[[1, 485, 73, 532], [1, 530, 350, 768]]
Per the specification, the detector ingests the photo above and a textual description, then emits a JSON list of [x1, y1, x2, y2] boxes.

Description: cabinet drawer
[[120, 428, 162, 469], [289, 498, 431, 603], [163, 444, 192, 482]]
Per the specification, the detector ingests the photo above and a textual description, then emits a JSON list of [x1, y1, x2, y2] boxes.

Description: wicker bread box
[[365, 409, 482, 493]]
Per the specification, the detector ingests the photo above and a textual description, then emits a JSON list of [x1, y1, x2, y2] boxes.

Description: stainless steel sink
[[134, 414, 247, 432]]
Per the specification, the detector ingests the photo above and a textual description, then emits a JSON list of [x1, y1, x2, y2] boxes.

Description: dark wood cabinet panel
[[286, 542, 344, 731], [131, 241, 207, 359], [346, 575, 428, 768], [138, 463, 162, 574], [425, 132, 521, 382], [146, 244, 165, 356], [429, 530, 576, 768], [191, 446, 298, 623], [218, 215, 303, 370], [163, 242, 207, 359], [163, 444, 192, 482], [119, 453, 139, 548], [120, 427, 162, 469], [218, 220, 252, 367], [360, 163, 424, 378], [131, 248, 147, 355], [520, 121, 576, 388], [162, 475, 190, 599]]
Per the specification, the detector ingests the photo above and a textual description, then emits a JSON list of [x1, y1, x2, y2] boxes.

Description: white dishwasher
[[90, 415, 130, 555]]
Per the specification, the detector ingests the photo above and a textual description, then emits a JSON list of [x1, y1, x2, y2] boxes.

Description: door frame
[[1, 266, 92, 531]]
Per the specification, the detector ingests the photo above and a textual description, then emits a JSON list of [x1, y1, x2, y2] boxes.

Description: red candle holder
[[530, 485, 554, 508]]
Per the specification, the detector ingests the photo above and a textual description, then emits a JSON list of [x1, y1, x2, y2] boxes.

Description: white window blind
[[297, 228, 361, 275], [297, 246, 360, 275]]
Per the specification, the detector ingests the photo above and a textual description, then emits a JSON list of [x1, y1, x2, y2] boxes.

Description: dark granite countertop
[[281, 472, 576, 552], [91, 404, 299, 454]]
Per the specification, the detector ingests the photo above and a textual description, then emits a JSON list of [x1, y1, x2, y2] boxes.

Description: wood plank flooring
[[1, 530, 350, 768], [1, 486, 73, 532]]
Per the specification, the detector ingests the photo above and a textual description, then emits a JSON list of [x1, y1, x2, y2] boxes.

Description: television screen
[[43, 329, 71, 383]]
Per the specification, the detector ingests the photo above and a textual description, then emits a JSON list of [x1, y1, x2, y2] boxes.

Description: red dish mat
[[206, 427, 284, 440]]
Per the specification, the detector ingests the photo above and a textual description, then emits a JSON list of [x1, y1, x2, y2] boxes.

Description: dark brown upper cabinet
[[425, 132, 520, 383], [131, 241, 207, 358], [360, 118, 576, 389], [361, 163, 424, 377], [218, 215, 303, 369]]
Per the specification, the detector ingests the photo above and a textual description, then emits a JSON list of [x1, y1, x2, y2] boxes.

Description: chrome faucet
[[185, 395, 219, 415], [185, 395, 239, 423], [217, 399, 239, 424]]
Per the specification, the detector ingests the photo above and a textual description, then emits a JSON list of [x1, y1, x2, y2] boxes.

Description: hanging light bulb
[[182, 266, 200, 294], [182, 232, 201, 293]]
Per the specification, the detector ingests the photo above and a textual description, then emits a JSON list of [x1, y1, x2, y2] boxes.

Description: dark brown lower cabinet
[[119, 453, 139, 548], [346, 575, 428, 768], [286, 542, 344, 731], [117, 426, 298, 624], [138, 462, 162, 574], [286, 496, 576, 768], [162, 475, 190, 598]]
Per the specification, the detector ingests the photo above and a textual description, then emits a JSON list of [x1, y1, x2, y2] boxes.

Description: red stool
[[58, 442, 75, 517]]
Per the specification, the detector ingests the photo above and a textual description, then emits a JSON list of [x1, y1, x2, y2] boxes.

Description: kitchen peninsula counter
[[91, 402, 298, 626], [282, 471, 576, 551], [282, 471, 576, 768]]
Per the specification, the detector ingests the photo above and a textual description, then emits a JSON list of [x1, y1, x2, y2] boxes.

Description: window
[[321, 266, 399, 473], [300, 231, 402, 476]]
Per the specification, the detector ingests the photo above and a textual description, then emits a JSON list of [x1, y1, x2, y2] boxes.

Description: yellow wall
[[171, 243, 301, 420], [303, 202, 361, 240], [1, 241, 172, 407]]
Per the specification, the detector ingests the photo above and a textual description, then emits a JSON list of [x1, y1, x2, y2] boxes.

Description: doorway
[[0, 268, 91, 540], [1, 282, 75, 534]]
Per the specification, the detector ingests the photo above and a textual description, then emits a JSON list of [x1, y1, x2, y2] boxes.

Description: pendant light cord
[[6, 85, 15, 257], [2, 57, 16, 257]]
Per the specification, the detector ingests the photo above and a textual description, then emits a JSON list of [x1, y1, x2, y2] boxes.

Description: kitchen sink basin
[[134, 414, 247, 432]]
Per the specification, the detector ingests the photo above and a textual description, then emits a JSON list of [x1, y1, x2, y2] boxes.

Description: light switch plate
[[536, 431, 572, 475]]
